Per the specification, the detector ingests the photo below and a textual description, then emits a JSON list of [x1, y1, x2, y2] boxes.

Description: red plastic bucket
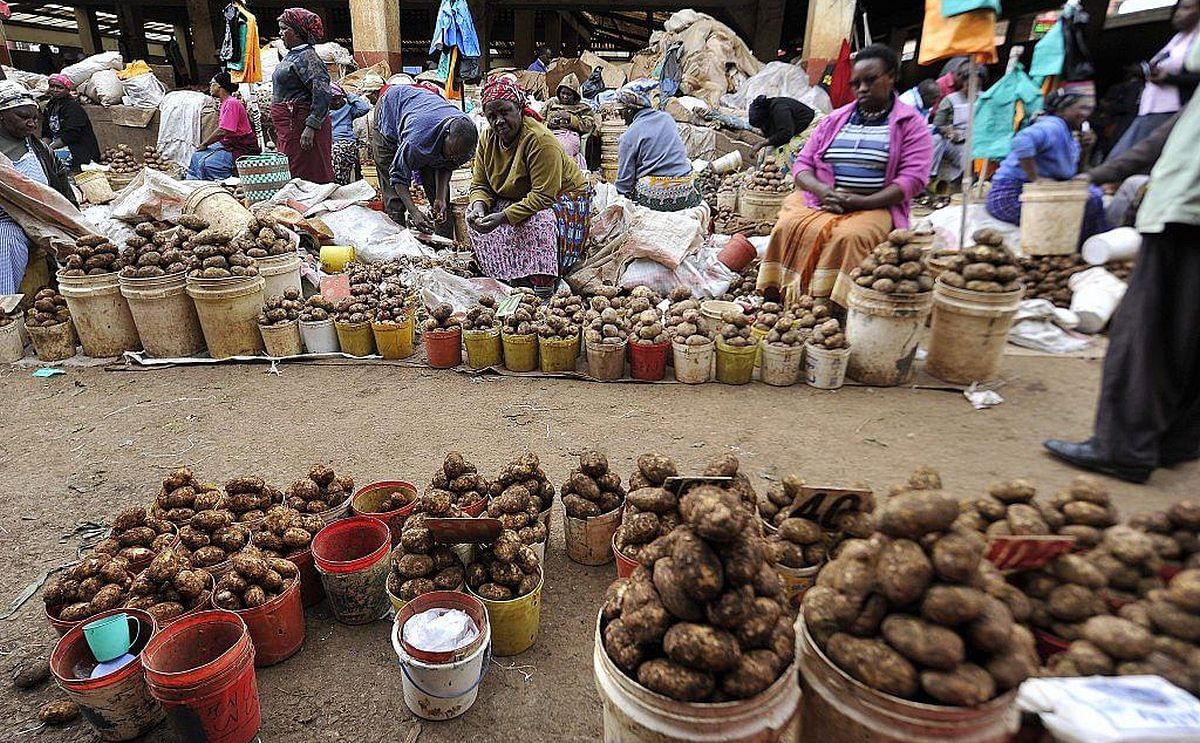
[[464, 496, 488, 517], [1033, 628, 1070, 663], [51, 608, 164, 741], [234, 577, 305, 667], [312, 517, 392, 625], [612, 533, 638, 579], [628, 340, 670, 381], [288, 547, 325, 608], [718, 234, 757, 272], [424, 327, 463, 369], [141, 610, 260, 743], [350, 481, 419, 545]]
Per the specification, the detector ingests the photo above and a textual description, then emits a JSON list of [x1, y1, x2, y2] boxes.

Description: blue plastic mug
[[82, 613, 138, 663]]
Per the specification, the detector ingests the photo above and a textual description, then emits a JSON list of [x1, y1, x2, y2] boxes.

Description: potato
[[922, 586, 986, 625], [148, 601, 185, 622], [707, 584, 755, 629], [89, 584, 126, 612], [987, 480, 1035, 504], [670, 530, 725, 602], [39, 699, 79, 725], [1007, 504, 1050, 535], [1053, 554, 1108, 589], [827, 633, 919, 698], [920, 663, 995, 706], [636, 453, 677, 485], [663, 623, 742, 672], [867, 539, 931, 606], [1063, 501, 1112, 528], [1168, 570, 1200, 613], [880, 614, 965, 670], [679, 487, 749, 543], [1063, 640, 1116, 675], [736, 597, 783, 650], [651, 558, 704, 622], [721, 649, 782, 699], [987, 644, 1039, 691], [779, 518, 823, 545], [877, 491, 959, 539], [627, 488, 677, 515], [604, 619, 645, 672], [931, 531, 986, 583], [967, 596, 1015, 654], [1081, 616, 1153, 661], [1047, 584, 1104, 622], [623, 598, 672, 645], [637, 658, 715, 702]]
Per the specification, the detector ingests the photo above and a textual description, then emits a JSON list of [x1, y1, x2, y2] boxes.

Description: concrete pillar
[[514, 9, 534, 68], [468, 0, 490, 72], [752, 0, 784, 62], [75, 7, 103, 56], [803, 0, 856, 84], [186, 0, 220, 80], [173, 23, 197, 81], [117, 5, 149, 60], [545, 13, 561, 56], [350, 0, 403, 72]]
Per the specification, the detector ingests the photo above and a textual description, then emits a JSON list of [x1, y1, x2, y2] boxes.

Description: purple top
[[792, 95, 934, 229]]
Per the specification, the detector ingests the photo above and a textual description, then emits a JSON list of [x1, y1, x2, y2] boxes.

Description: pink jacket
[[793, 95, 934, 229]]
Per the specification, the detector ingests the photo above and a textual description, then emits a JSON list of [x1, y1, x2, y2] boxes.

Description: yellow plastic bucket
[[320, 245, 356, 274], [463, 328, 502, 369], [539, 335, 578, 373], [336, 320, 375, 356], [501, 331, 537, 372], [468, 571, 543, 656], [715, 340, 758, 385], [372, 318, 415, 359], [751, 325, 769, 367]]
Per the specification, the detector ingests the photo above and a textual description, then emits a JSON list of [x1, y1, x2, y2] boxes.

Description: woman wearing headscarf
[[748, 95, 818, 171], [271, 8, 334, 183], [544, 74, 596, 171], [0, 82, 76, 293], [467, 76, 590, 295], [614, 86, 699, 212], [756, 45, 933, 307], [986, 90, 1107, 243], [41, 74, 100, 170], [329, 83, 371, 185], [188, 72, 260, 180]]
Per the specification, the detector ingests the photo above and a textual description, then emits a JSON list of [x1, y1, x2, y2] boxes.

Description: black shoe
[[1043, 439, 1153, 484]]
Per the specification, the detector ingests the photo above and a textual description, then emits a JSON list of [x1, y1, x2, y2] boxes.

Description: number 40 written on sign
[[786, 486, 874, 530]]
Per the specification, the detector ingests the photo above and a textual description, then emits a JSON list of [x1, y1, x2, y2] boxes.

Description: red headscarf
[[48, 74, 73, 89], [480, 75, 542, 121], [279, 7, 325, 44]]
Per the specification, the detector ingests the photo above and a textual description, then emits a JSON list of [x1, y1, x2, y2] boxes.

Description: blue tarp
[[430, 0, 480, 57]]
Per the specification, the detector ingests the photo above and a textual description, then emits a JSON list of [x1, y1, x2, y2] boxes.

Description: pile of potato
[[664, 297, 712, 346], [629, 309, 667, 346], [335, 296, 373, 324], [299, 295, 335, 323], [93, 506, 177, 564], [1011, 553, 1109, 641], [59, 234, 127, 277], [802, 470, 1039, 705], [285, 464, 353, 514], [101, 145, 139, 175], [759, 477, 873, 568], [616, 453, 681, 562], [486, 480, 548, 547], [428, 451, 491, 509], [1018, 255, 1087, 307], [561, 450, 626, 519], [423, 303, 461, 333], [463, 294, 499, 331], [746, 158, 790, 193], [583, 295, 631, 346], [603, 484, 794, 702], [938, 231, 1022, 293], [849, 231, 934, 295], [502, 289, 541, 336], [718, 310, 755, 348], [25, 288, 70, 328], [466, 529, 543, 600], [119, 221, 196, 277], [807, 317, 847, 350], [1087, 525, 1164, 605], [142, 146, 174, 173], [538, 289, 584, 340], [722, 260, 760, 301], [391, 513, 466, 600], [125, 549, 212, 623], [249, 505, 323, 557], [956, 479, 1054, 537], [1043, 476, 1120, 548], [697, 453, 758, 511], [43, 553, 132, 623], [220, 476, 281, 523], [257, 288, 303, 327], [234, 216, 292, 259], [185, 227, 260, 279], [490, 452, 555, 520], [177, 509, 250, 568], [214, 553, 299, 610], [1129, 500, 1200, 568], [151, 467, 222, 525]]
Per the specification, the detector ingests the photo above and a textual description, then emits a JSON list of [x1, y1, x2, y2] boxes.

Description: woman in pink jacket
[[756, 45, 933, 307]]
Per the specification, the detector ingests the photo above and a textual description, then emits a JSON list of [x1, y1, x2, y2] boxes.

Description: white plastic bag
[[83, 69, 125, 106], [1018, 675, 1200, 743], [1008, 299, 1093, 354], [317, 206, 436, 263], [314, 42, 353, 65], [720, 61, 812, 112], [121, 72, 167, 109], [619, 243, 736, 298], [110, 168, 202, 223], [402, 608, 479, 653], [61, 52, 123, 87], [928, 203, 1022, 252], [1068, 267, 1127, 334], [418, 268, 513, 315]]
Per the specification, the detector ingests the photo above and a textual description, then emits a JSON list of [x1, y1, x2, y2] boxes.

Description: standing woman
[[188, 72, 260, 180], [466, 77, 590, 296], [271, 8, 334, 184], [42, 74, 100, 170]]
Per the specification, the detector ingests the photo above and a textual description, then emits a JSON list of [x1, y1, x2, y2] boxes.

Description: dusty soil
[[0, 355, 1193, 741]]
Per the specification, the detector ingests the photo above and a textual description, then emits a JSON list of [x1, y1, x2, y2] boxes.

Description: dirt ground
[[0, 354, 1194, 741]]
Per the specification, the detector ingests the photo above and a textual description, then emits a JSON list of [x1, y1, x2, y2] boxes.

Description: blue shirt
[[615, 108, 693, 195], [376, 85, 471, 187], [330, 93, 370, 141], [824, 112, 890, 194], [994, 115, 1081, 183], [271, 44, 331, 131]]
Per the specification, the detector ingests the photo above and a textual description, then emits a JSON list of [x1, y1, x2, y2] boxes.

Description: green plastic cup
[[83, 612, 138, 662]]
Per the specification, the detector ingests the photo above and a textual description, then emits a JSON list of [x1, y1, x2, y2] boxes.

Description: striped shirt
[[823, 112, 891, 193]]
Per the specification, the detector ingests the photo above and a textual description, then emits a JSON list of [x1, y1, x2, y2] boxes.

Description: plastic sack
[[317, 206, 437, 263], [116, 60, 152, 80], [1068, 267, 1126, 334], [110, 168, 202, 223], [82, 69, 125, 106], [266, 179, 376, 216], [417, 267, 512, 314], [619, 245, 736, 298], [720, 61, 812, 112], [0, 153, 98, 251], [402, 608, 479, 653], [1017, 675, 1200, 743], [82, 204, 138, 246], [620, 203, 709, 269], [121, 72, 167, 109], [928, 203, 1022, 252], [315, 42, 354, 66], [2, 67, 48, 98], [1008, 299, 1093, 354], [60, 51, 123, 87]]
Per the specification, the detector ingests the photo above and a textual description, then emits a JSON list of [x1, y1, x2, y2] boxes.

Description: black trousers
[[368, 128, 454, 239], [1093, 224, 1200, 466]]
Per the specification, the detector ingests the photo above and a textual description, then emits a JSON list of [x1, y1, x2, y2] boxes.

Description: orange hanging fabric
[[919, 0, 998, 66], [231, 4, 261, 84]]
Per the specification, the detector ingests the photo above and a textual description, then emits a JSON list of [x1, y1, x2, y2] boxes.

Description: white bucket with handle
[[1069, 267, 1127, 334], [391, 593, 491, 721]]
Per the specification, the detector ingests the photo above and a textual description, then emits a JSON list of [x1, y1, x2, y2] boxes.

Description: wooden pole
[[958, 56, 979, 248]]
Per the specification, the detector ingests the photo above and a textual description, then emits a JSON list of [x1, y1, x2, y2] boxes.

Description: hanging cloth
[[919, 0, 998, 66], [430, 0, 481, 57], [971, 63, 1044, 160], [943, 0, 1002, 16], [1029, 18, 1065, 80], [1060, 3, 1095, 82], [826, 39, 854, 109], [220, 3, 244, 66], [231, 6, 261, 84]]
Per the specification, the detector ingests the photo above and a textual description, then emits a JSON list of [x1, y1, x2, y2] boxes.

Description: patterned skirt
[[331, 139, 360, 185], [986, 177, 1109, 244], [470, 189, 593, 280], [633, 174, 702, 212]]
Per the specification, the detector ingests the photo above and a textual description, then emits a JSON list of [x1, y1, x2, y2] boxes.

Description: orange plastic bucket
[[234, 577, 304, 667], [612, 533, 638, 579], [628, 340, 670, 381], [425, 327, 463, 368]]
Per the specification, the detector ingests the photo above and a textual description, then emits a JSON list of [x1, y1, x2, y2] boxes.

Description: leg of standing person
[[370, 128, 405, 225], [420, 166, 456, 240]]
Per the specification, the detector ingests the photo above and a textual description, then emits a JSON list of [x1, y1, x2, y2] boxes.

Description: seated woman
[[986, 90, 1107, 242], [757, 45, 933, 307], [929, 63, 986, 187], [466, 77, 591, 296], [544, 74, 595, 171], [42, 74, 100, 170], [748, 95, 818, 171], [188, 72, 260, 180], [614, 86, 700, 211]]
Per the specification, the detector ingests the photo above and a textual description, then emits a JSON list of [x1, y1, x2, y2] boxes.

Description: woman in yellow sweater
[[467, 76, 591, 295]]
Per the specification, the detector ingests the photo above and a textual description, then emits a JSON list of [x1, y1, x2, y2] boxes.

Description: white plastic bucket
[[57, 271, 142, 357], [1081, 226, 1141, 265], [711, 151, 743, 175], [760, 343, 804, 387], [299, 319, 339, 353], [804, 344, 850, 390], [672, 339, 714, 384], [1019, 180, 1089, 256], [845, 284, 933, 387], [1068, 266, 1127, 334], [391, 601, 491, 721], [119, 272, 205, 358], [0, 316, 26, 362], [256, 252, 302, 301]]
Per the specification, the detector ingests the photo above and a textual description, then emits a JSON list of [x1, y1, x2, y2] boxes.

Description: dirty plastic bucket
[[464, 328, 502, 369], [926, 278, 1022, 384], [594, 613, 800, 742], [467, 570, 543, 656], [715, 339, 758, 385], [0, 316, 26, 362], [564, 506, 622, 566], [751, 326, 769, 367], [502, 331, 538, 372], [672, 340, 714, 384], [28, 321, 77, 362], [120, 273, 205, 358], [718, 234, 757, 273], [141, 610, 259, 743], [319, 245, 355, 274], [425, 327, 463, 368], [312, 517, 392, 624], [804, 344, 851, 390], [57, 271, 141, 357], [335, 320, 375, 357], [233, 576, 304, 667], [777, 563, 821, 609], [51, 607, 163, 741], [186, 276, 265, 359], [1069, 266, 1126, 334], [300, 318, 339, 353], [586, 339, 626, 380], [1019, 180, 1089, 256], [760, 343, 804, 387], [539, 334, 578, 373], [613, 534, 638, 579], [259, 321, 303, 357], [1082, 226, 1141, 265], [373, 317, 415, 359], [351, 481, 419, 545], [628, 340, 670, 381], [739, 188, 789, 221], [183, 184, 255, 234], [797, 617, 1018, 742], [288, 547, 325, 608], [391, 591, 491, 720], [256, 252, 302, 301], [845, 284, 933, 387], [77, 170, 117, 204], [700, 300, 744, 326], [711, 150, 743, 175]]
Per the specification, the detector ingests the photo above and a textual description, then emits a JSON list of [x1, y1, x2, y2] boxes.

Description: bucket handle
[[398, 644, 491, 700]]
